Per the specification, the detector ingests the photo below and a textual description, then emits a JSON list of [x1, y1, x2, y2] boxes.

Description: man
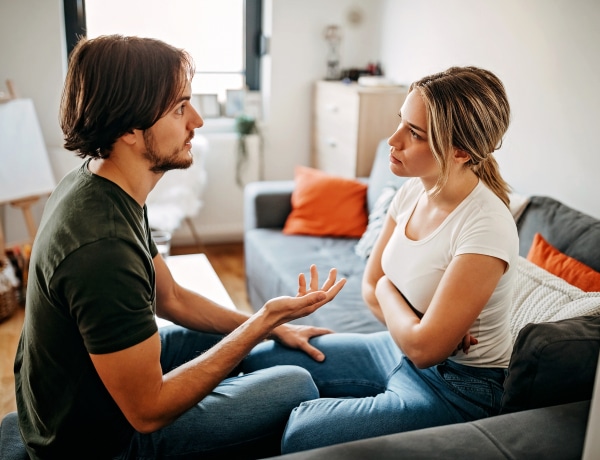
[[14, 35, 345, 460]]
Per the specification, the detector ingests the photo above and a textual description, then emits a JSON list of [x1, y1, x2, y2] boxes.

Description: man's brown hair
[[60, 34, 195, 159]]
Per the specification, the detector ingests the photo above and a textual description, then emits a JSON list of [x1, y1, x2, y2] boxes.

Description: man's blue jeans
[[243, 331, 507, 454], [115, 326, 319, 459]]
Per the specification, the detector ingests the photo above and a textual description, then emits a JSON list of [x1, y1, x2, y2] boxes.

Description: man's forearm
[[152, 309, 276, 429], [159, 284, 252, 334]]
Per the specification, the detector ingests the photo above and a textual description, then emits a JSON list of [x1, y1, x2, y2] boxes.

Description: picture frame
[[194, 94, 221, 118], [225, 89, 245, 118]]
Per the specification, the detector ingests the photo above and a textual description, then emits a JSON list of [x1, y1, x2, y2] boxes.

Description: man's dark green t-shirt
[[14, 160, 160, 459]]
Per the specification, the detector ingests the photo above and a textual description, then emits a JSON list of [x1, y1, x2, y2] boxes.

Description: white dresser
[[312, 81, 408, 178]]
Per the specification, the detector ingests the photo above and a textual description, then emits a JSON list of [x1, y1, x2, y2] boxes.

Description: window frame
[[62, 0, 262, 90]]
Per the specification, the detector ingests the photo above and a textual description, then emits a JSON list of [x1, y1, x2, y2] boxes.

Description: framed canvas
[[195, 94, 221, 118], [225, 89, 245, 117]]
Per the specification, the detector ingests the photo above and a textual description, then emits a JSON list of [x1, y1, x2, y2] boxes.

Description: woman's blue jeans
[[115, 326, 319, 459], [243, 331, 507, 454]]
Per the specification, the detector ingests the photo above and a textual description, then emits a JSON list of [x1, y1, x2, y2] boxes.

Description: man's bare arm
[[90, 266, 345, 433]]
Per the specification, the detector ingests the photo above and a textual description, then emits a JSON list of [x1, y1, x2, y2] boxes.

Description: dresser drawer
[[312, 80, 407, 177], [315, 83, 359, 130], [315, 133, 357, 178]]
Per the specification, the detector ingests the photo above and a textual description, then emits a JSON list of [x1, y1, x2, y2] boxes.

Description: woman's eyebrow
[[399, 112, 426, 134]]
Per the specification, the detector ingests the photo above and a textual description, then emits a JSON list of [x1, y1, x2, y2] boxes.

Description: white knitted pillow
[[510, 257, 600, 342]]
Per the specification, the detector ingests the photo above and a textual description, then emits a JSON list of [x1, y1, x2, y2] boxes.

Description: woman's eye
[[176, 104, 185, 115], [399, 114, 422, 140]]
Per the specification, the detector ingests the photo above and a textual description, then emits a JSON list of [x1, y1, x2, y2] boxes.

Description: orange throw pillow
[[283, 166, 368, 238], [527, 232, 600, 292]]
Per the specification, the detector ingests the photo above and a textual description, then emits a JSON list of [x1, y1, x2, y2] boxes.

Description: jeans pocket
[[436, 361, 504, 418]]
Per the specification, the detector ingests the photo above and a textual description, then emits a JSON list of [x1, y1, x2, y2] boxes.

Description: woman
[[243, 66, 519, 453]]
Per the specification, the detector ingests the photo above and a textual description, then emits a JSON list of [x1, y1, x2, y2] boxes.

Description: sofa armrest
[[244, 180, 295, 230]]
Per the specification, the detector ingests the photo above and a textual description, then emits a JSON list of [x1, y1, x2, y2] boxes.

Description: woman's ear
[[453, 148, 472, 165]]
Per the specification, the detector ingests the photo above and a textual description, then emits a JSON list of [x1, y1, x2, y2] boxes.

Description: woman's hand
[[452, 334, 479, 355]]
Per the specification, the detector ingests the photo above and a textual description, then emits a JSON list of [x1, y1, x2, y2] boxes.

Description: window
[[63, 0, 262, 110]]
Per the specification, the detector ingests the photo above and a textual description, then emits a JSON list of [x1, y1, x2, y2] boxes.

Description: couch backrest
[[516, 196, 600, 272], [367, 139, 409, 213]]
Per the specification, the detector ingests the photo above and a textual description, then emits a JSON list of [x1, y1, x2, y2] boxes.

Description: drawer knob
[[326, 137, 337, 147]]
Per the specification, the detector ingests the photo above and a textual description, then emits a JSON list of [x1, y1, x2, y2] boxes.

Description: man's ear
[[120, 129, 140, 146]]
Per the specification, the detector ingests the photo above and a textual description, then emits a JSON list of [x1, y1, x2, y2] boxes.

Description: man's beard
[[142, 129, 194, 173]]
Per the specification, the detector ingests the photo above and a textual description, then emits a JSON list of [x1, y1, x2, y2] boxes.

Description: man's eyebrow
[[170, 95, 191, 109], [398, 112, 426, 134]]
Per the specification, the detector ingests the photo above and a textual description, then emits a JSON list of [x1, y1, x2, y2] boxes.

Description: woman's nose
[[388, 127, 403, 150]]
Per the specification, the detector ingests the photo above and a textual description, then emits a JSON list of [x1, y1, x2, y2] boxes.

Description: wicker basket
[[0, 258, 19, 322]]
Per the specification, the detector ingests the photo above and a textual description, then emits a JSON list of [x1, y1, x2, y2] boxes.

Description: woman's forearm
[[362, 280, 387, 324]]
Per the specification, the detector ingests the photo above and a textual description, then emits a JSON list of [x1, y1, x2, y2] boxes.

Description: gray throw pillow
[[501, 315, 600, 414], [355, 185, 397, 259]]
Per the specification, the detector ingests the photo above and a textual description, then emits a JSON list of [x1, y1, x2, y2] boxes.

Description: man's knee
[[259, 365, 319, 404]]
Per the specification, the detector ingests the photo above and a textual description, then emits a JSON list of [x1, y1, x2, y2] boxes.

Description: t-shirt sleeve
[[455, 209, 518, 268], [51, 238, 158, 354]]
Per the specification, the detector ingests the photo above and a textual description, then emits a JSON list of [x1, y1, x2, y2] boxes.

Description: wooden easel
[[0, 80, 45, 255], [0, 195, 42, 255], [0, 79, 17, 103]]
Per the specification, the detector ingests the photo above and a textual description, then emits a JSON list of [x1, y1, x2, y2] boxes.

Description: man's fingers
[[298, 342, 325, 362], [309, 264, 319, 291], [297, 272, 307, 296], [327, 278, 346, 297], [320, 268, 338, 291]]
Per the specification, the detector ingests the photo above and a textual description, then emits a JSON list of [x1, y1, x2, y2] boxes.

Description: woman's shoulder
[[470, 181, 513, 217]]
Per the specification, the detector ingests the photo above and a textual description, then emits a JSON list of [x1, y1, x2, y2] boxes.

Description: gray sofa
[[244, 139, 600, 459]]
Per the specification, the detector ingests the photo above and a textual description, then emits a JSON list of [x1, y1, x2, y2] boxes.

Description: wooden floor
[[0, 242, 250, 421]]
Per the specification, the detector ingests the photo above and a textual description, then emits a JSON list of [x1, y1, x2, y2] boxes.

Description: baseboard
[[171, 222, 244, 246]]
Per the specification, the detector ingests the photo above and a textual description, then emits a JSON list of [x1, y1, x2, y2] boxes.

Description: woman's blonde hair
[[410, 66, 511, 207]]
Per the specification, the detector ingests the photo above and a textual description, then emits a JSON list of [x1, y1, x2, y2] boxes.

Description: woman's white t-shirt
[[381, 178, 519, 368]]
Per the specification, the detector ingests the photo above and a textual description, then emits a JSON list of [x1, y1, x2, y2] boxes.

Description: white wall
[[0, 0, 67, 244], [378, 0, 600, 219], [262, 0, 383, 179]]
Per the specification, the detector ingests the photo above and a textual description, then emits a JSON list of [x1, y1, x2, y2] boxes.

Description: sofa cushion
[[366, 139, 408, 213], [527, 232, 600, 292], [355, 185, 398, 259], [244, 228, 386, 333], [501, 316, 600, 414], [510, 257, 600, 341], [508, 192, 530, 221], [516, 195, 600, 272], [283, 166, 368, 238]]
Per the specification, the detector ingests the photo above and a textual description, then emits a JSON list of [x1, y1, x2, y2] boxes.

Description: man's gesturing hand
[[265, 265, 346, 359]]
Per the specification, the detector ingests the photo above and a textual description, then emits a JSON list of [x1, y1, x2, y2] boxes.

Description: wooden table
[[157, 253, 236, 328]]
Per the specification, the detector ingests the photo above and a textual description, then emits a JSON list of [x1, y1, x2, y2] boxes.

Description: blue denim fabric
[[114, 326, 319, 459], [242, 331, 506, 454]]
